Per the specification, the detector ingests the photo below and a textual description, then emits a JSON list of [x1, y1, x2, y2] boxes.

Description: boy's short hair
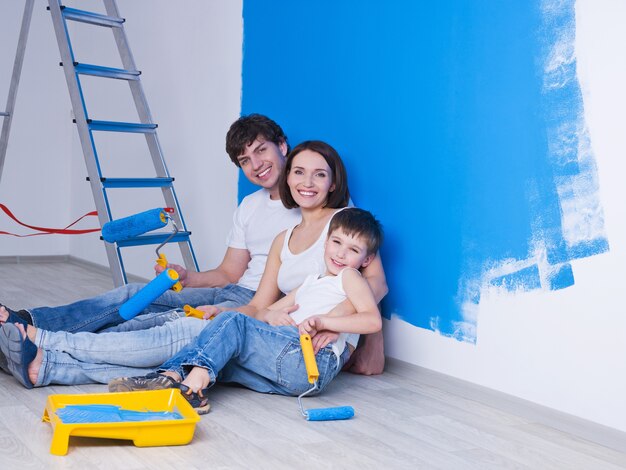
[[225, 114, 288, 167], [328, 208, 383, 255]]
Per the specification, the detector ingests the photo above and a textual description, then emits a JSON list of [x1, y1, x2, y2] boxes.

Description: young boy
[[109, 208, 384, 413]]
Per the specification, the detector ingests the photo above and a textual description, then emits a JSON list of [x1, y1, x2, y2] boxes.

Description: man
[[0, 114, 298, 332]]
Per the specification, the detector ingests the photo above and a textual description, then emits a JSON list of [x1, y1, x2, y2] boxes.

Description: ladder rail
[[48, 0, 199, 284], [0, 0, 35, 184], [102, 0, 199, 272], [47, 0, 126, 286]]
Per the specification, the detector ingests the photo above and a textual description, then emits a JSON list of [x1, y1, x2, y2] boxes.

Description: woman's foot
[[0, 322, 42, 388]]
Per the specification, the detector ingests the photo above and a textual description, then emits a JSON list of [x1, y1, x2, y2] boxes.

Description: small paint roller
[[297, 334, 355, 421], [101, 208, 169, 243], [119, 269, 179, 320]]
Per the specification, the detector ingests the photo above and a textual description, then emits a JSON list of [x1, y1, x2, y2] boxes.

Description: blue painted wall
[[240, 0, 607, 342]]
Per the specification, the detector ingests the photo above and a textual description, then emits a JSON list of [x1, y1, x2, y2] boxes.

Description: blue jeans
[[159, 311, 349, 396], [27, 283, 254, 333], [35, 315, 208, 386]]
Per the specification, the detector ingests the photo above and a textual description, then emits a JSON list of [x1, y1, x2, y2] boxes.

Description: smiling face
[[286, 149, 336, 209], [236, 137, 288, 196], [324, 228, 374, 276]]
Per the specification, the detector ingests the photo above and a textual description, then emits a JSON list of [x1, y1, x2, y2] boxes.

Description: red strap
[[0, 203, 100, 237]]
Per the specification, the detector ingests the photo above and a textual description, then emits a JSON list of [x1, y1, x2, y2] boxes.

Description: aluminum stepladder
[[44, 0, 199, 286], [0, 0, 35, 185]]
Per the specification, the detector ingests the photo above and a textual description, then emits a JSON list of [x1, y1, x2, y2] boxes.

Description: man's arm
[[156, 247, 251, 288]]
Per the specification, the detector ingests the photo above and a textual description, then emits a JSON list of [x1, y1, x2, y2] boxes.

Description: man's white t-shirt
[[227, 189, 301, 291]]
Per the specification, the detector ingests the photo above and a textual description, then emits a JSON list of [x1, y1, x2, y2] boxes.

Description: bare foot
[[26, 324, 37, 343], [0, 306, 9, 324], [14, 323, 43, 386], [161, 370, 182, 382]]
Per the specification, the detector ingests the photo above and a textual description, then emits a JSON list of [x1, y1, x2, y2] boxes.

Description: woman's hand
[[196, 305, 224, 320], [258, 304, 299, 326]]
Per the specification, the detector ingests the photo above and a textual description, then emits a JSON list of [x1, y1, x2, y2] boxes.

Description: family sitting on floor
[[0, 114, 388, 413]]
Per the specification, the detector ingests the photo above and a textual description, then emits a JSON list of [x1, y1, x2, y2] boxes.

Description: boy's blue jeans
[[26, 283, 254, 333], [159, 311, 350, 396]]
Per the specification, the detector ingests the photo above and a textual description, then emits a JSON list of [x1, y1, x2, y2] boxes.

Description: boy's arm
[[325, 251, 387, 316], [299, 270, 382, 336], [325, 253, 387, 375]]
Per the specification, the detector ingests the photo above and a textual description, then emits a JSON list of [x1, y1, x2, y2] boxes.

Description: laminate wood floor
[[1, 261, 625, 469]]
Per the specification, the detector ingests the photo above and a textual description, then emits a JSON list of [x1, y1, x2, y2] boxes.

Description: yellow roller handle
[[156, 253, 183, 292], [300, 334, 319, 384], [183, 305, 205, 319]]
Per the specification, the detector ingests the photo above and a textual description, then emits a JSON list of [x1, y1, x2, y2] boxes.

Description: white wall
[[0, 1, 73, 256], [384, 0, 626, 433], [1, 0, 242, 278]]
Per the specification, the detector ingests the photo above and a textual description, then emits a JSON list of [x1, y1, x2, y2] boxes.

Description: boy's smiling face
[[324, 228, 374, 276]]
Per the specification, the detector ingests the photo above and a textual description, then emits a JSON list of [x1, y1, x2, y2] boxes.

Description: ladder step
[[86, 120, 157, 134], [0, 112, 9, 117], [58, 6, 125, 28], [112, 231, 192, 248], [74, 63, 140, 81], [91, 177, 174, 188]]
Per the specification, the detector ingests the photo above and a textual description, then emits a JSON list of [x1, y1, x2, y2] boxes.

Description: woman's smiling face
[[287, 149, 335, 209]]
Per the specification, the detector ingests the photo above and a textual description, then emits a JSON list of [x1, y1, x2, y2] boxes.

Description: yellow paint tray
[[42, 389, 200, 456]]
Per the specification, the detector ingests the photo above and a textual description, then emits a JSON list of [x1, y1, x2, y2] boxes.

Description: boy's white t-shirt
[[227, 189, 301, 291], [290, 269, 360, 358]]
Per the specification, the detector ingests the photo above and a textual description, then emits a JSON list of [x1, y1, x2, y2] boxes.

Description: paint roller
[[297, 334, 355, 421], [102, 207, 183, 292], [101, 208, 170, 243], [119, 268, 180, 320]]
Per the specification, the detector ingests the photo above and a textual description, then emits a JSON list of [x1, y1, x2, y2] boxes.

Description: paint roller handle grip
[[184, 305, 209, 320], [300, 335, 320, 384], [155, 253, 183, 292]]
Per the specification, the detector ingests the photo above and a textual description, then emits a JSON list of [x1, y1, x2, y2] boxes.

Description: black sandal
[[177, 383, 211, 415]]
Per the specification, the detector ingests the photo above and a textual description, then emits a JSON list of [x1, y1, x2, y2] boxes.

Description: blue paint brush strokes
[[490, 265, 542, 292], [240, 0, 608, 343]]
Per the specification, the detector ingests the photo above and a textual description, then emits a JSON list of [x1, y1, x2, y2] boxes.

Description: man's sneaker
[[108, 372, 178, 392]]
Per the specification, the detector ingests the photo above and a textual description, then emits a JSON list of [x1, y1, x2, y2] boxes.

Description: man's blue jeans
[[27, 283, 254, 333], [35, 315, 207, 386], [159, 311, 349, 396], [30, 285, 255, 387]]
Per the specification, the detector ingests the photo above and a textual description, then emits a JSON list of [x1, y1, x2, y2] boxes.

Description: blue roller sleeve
[[305, 406, 355, 421], [102, 208, 167, 242], [119, 269, 179, 320]]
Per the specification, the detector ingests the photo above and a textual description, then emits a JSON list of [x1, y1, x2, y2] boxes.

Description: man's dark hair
[[225, 114, 288, 167], [328, 208, 383, 255], [279, 140, 350, 209]]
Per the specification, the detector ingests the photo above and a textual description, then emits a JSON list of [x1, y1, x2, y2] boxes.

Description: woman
[[2, 141, 387, 388]]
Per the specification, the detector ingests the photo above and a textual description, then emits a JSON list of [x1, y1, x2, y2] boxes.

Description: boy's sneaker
[[108, 372, 178, 392]]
